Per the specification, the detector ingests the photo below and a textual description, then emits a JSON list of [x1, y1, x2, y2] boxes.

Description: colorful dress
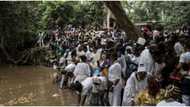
[[135, 89, 165, 106]]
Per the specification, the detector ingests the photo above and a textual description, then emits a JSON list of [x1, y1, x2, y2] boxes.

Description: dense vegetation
[[0, 1, 190, 64], [122, 1, 190, 29], [0, 1, 105, 64]]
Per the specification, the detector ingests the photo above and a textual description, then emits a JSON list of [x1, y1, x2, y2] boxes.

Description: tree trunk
[[104, 1, 139, 40]]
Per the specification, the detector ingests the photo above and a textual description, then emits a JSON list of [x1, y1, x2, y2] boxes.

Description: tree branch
[[104, 1, 140, 40]]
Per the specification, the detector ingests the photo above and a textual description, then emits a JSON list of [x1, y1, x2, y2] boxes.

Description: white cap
[[137, 37, 146, 46], [137, 64, 146, 72]]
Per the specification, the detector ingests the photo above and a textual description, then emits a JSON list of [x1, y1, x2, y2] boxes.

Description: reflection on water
[[0, 65, 78, 106]]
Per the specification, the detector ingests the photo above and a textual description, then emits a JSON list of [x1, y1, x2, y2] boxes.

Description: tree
[[0, 2, 44, 64], [105, 1, 139, 40], [39, 1, 105, 29]]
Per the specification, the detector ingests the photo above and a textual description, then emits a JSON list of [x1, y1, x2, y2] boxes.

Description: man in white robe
[[138, 47, 155, 75], [122, 65, 148, 106]]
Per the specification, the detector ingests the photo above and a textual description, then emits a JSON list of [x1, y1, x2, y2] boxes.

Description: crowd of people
[[39, 23, 190, 106]]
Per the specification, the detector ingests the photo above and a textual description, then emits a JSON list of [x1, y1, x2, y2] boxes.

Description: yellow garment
[[102, 68, 108, 77], [135, 89, 165, 106]]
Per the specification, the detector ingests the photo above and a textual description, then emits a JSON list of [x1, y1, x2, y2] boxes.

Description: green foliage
[[0, 1, 104, 64], [122, 1, 190, 28], [0, 2, 40, 49], [38, 1, 104, 29]]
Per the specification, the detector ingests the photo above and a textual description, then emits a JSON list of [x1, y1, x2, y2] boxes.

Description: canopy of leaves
[[39, 1, 104, 30], [0, 2, 40, 57], [122, 1, 190, 29]]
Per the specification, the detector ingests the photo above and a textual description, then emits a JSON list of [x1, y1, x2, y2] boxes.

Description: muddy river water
[[0, 65, 78, 106]]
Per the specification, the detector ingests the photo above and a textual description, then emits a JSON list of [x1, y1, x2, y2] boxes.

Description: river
[[0, 65, 78, 106]]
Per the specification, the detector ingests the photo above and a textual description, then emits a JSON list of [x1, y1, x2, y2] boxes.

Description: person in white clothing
[[117, 48, 127, 79], [71, 76, 107, 106], [138, 43, 163, 76], [76, 45, 86, 58], [108, 54, 122, 106], [138, 47, 154, 75], [85, 45, 93, 62], [64, 59, 76, 87], [176, 42, 190, 106], [73, 55, 91, 83], [122, 64, 148, 106], [174, 39, 185, 57]]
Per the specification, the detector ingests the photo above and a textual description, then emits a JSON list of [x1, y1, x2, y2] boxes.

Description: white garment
[[122, 72, 147, 106], [138, 48, 155, 75], [179, 52, 190, 63], [128, 54, 136, 61], [153, 30, 160, 40], [108, 62, 123, 106], [81, 76, 107, 96], [90, 52, 97, 69], [81, 77, 93, 96], [66, 52, 72, 64], [98, 76, 107, 91], [108, 62, 122, 82], [174, 42, 184, 57], [73, 63, 91, 83], [86, 50, 93, 61], [157, 100, 185, 106], [64, 63, 76, 72], [91, 48, 102, 68], [101, 38, 107, 45], [53, 64, 57, 70], [117, 54, 127, 78], [59, 56, 65, 64], [60, 75, 65, 89], [76, 44, 85, 57], [109, 80, 123, 106], [94, 48, 102, 62]]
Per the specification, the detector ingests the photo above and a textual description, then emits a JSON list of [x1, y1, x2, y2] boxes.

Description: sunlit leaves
[[122, 1, 190, 28]]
